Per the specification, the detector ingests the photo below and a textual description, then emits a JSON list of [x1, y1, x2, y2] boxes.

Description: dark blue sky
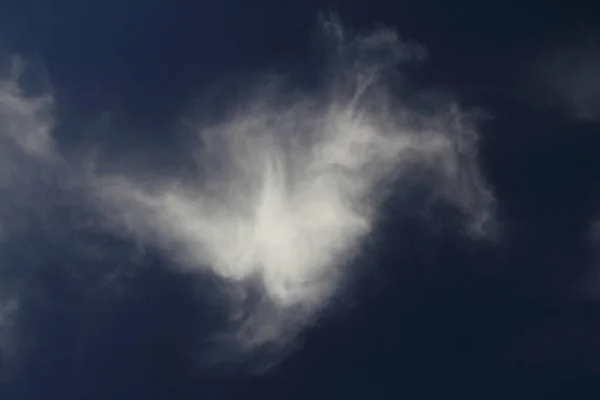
[[1, 1, 600, 399]]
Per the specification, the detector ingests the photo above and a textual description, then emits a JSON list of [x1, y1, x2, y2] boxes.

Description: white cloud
[[89, 19, 496, 359], [0, 56, 59, 378], [0, 56, 59, 217], [0, 57, 56, 160]]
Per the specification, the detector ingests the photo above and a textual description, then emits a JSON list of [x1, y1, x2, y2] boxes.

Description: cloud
[[0, 55, 60, 256], [0, 58, 56, 158], [88, 18, 495, 360], [0, 56, 60, 229], [533, 35, 600, 122], [0, 17, 497, 375], [0, 56, 60, 378]]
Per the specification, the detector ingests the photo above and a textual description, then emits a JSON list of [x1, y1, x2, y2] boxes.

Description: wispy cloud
[[533, 35, 600, 122], [0, 17, 497, 375], [89, 18, 495, 361], [0, 56, 59, 225], [0, 56, 59, 378]]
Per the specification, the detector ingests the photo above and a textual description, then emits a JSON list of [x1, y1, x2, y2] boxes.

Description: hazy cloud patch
[[89, 19, 496, 361]]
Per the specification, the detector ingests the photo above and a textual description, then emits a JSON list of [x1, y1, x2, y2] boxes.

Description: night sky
[[1, 1, 600, 399]]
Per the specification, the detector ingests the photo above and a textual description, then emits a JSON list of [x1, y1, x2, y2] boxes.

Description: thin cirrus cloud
[[0, 56, 59, 375], [0, 16, 497, 369], [0, 55, 60, 267], [88, 18, 496, 359], [531, 35, 600, 297], [533, 35, 600, 122]]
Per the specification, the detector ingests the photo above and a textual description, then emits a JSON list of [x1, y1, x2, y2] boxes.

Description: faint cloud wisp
[[90, 19, 496, 360]]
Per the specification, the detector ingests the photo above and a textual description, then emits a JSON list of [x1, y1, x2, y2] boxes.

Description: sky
[[0, 1, 599, 399]]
